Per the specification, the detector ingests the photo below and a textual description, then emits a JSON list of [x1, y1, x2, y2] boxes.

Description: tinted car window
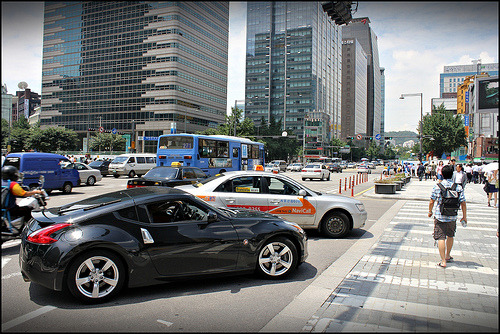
[[136, 157, 145, 164], [128, 157, 135, 163], [89, 161, 102, 168], [194, 169, 207, 178], [182, 169, 196, 179], [146, 157, 155, 164], [144, 167, 178, 179], [147, 199, 208, 223]]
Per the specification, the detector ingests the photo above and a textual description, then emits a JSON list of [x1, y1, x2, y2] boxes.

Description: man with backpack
[[428, 165, 467, 268]]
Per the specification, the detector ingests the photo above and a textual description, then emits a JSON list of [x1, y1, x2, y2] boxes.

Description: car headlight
[[284, 221, 305, 234], [355, 203, 365, 212]]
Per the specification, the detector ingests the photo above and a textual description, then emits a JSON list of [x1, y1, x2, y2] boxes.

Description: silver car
[[177, 171, 367, 238]]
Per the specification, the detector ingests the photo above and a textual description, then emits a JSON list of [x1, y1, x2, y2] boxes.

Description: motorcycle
[[1, 175, 49, 244]]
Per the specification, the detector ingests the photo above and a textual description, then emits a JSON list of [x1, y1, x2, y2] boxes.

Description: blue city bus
[[156, 134, 265, 176]]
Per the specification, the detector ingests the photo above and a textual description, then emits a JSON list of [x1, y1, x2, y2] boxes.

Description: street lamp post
[[400, 93, 423, 161]]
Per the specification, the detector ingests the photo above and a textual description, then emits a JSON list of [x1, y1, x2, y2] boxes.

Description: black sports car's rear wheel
[[256, 237, 297, 279], [67, 250, 125, 303]]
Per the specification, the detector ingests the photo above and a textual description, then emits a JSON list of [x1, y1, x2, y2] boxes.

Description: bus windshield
[[158, 136, 194, 149]]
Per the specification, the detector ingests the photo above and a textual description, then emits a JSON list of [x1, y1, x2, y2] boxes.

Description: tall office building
[[41, 2, 229, 153], [245, 1, 343, 141], [342, 17, 382, 141], [380, 67, 385, 139], [340, 38, 367, 141]]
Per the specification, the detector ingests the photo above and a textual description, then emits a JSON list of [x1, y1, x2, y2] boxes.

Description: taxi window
[[182, 168, 196, 179], [265, 177, 301, 196], [217, 176, 263, 194]]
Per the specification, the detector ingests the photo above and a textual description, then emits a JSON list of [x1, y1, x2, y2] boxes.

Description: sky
[[1, 1, 498, 133]]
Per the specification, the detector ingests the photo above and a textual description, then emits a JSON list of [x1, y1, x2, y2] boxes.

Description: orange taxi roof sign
[[254, 165, 264, 171]]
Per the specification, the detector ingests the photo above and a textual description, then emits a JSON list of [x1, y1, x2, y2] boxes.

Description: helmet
[[1, 165, 20, 181]]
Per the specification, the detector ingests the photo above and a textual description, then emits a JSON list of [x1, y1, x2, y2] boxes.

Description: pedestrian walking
[[425, 163, 432, 180], [449, 158, 456, 171], [464, 164, 473, 183], [479, 163, 486, 184], [431, 161, 437, 181], [436, 161, 444, 181], [452, 164, 467, 189], [417, 163, 425, 181], [428, 165, 467, 268], [487, 169, 498, 207], [472, 163, 480, 183]]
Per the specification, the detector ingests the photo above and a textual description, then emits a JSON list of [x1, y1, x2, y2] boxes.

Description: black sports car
[[19, 187, 308, 303], [127, 166, 208, 189]]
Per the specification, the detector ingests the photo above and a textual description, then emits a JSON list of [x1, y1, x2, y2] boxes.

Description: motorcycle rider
[[2, 165, 44, 232]]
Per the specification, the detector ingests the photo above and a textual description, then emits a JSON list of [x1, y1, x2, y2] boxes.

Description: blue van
[[3, 152, 79, 193]]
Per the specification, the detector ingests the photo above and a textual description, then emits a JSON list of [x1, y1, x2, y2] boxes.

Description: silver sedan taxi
[[177, 171, 367, 238]]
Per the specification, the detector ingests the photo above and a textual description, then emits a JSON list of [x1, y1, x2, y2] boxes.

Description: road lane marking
[[157, 320, 173, 327], [2, 257, 12, 269], [2, 306, 57, 331]]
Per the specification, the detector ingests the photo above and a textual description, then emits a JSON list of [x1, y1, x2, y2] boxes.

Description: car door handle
[[140, 228, 154, 244], [225, 198, 236, 204], [270, 200, 280, 204]]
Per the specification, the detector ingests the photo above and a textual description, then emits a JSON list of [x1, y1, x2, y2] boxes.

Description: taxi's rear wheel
[[321, 212, 349, 238]]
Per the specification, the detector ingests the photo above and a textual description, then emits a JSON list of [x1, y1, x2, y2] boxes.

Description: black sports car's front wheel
[[67, 250, 125, 303], [256, 237, 298, 279]]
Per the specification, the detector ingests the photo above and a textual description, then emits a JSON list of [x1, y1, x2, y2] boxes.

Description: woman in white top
[[464, 164, 473, 183], [487, 169, 498, 207]]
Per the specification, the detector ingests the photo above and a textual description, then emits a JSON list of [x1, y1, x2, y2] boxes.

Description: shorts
[[433, 219, 456, 240], [488, 184, 498, 193]]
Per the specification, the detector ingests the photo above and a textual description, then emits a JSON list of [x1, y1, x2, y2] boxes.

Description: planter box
[[394, 181, 403, 191], [375, 183, 397, 194]]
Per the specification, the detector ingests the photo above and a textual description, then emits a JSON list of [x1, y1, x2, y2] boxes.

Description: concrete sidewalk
[[261, 180, 498, 332]]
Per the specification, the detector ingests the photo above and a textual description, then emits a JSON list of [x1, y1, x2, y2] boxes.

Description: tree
[[9, 115, 31, 152], [28, 126, 79, 152], [366, 140, 379, 160], [89, 133, 126, 152], [1, 118, 9, 149], [421, 104, 467, 158], [330, 138, 347, 158]]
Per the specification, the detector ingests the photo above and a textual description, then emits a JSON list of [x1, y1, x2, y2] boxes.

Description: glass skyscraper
[[41, 2, 229, 152], [245, 1, 343, 141]]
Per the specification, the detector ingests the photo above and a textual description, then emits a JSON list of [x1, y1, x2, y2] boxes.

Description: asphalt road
[[1, 167, 397, 332]]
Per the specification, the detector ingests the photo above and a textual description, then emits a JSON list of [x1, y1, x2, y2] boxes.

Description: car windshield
[[89, 161, 102, 167], [292, 163, 301, 166], [192, 173, 226, 188], [112, 157, 128, 163], [305, 164, 320, 169], [143, 167, 178, 179]]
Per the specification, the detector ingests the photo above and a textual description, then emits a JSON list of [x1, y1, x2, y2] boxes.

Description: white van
[[109, 153, 156, 178], [270, 160, 287, 172]]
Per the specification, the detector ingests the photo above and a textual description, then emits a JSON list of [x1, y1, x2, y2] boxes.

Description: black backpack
[[437, 183, 460, 216]]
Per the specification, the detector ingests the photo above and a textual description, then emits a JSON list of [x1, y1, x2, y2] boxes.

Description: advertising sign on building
[[24, 99, 29, 118]]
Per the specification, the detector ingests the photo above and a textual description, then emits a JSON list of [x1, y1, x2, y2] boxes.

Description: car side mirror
[[207, 211, 218, 223], [298, 189, 307, 197], [38, 175, 45, 187]]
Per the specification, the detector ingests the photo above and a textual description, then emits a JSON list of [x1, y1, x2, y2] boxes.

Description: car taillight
[[314, 170, 321, 172], [301, 169, 306, 172], [27, 223, 71, 244]]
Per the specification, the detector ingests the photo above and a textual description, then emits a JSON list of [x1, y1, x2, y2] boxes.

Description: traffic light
[[364, 137, 373, 140], [384, 136, 392, 140], [347, 136, 354, 140]]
